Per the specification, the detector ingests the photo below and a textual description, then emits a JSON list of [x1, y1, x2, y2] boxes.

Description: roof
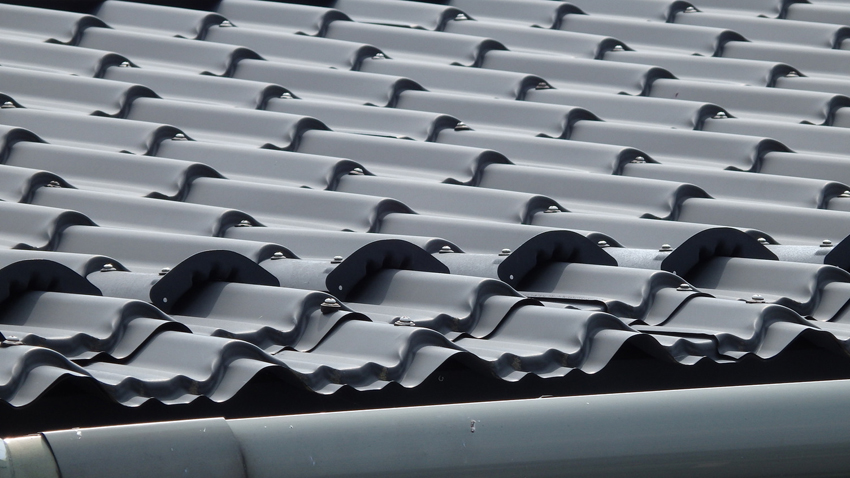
[[2, 0, 850, 436]]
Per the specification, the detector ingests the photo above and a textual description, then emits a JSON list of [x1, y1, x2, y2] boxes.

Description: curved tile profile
[[0, 3, 107, 44], [0, 344, 90, 407], [215, 0, 352, 36], [660, 227, 778, 279], [0, 254, 101, 304], [95, 1, 228, 40]]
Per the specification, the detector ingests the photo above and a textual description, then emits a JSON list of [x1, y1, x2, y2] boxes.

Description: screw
[[544, 205, 560, 213], [841, 191, 850, 198], [172, 133, 188, 141], [372, 53, 387, 60], [159, 267, 171, 276], [331, 255, 344, 264], [46, 180, 61, 188], [713, 111, 728, 119], [597, 240, 609, 248], [349, 167, 364, 175], [454, 122, 471, 131], [119, 61, 131, 68], [394, 316, 415, 326], [235, 220, 252, 227], [612, 44, 625, 51], [499, 248, 512, 256], [454, 13, 469, 20], [439, 245, 454, 253], [100, 263, 117, 272], [683, 6, 697, 12], [677, 283, 692, 291], [219, 20, 234, 27], [280, 92, 293, 99], [320, 298, 341, 310], [750, 294, 765, 303], [659, 244, 673, 252], [271, 251, 285, 260], [821, 240, 834, 248], [1, 101, 15, 109], [786, 70, 799, 77], [535, 81, 551, 90], [757, 237, 769, 245], [631, 156, 646, 164]]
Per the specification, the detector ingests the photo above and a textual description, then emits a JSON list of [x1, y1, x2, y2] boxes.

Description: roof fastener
[[280, 92, 293, 99], [349, 167, 364, 175], [172, 133, 188, 141], [499, 248, 512, 256], [219, 20, 234, 27], [372, 53, 387, 60], [119, 61, 131, 68], [454, 121, 471, 131], [271, 251, 286, 260], [159, 267, 171, 276], [683, 6, 698, 13], [535, 81, 551, 90], [757, 237, 769, 245], [100, 263, 117, 272], [677, 283, 692, 291], [439, 245, 454, 253], [612, 44, 625, 51], [659, 244, 673, 252], [394, 316, 415, 326], [320, 297, 341, 310], [821, 240, 834, 248], [597, 240, 609, 248], [454, 13, 469, 21], [712, 111, 728, 119], [630, 156, 646, 164], [235, 219, 252, 227], [786, 70, 800, 77], [840, 190, 850, 198], [46, 180, 61, 188], [331, 255, 344, 264], [544, 205, 560, 213], [748, 294, 765, 303], [1, 101, 15, 109]]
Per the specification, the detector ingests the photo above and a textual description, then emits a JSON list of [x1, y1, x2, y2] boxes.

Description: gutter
[[6, 379, 850, 477]]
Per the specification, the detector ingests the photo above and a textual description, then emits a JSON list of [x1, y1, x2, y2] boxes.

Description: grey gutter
[[7, 379, 850, 477]]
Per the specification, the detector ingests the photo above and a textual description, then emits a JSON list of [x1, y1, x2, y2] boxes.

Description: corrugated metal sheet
[[2, 0, 850, 433]]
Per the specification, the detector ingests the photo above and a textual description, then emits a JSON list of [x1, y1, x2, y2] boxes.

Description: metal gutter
[[8, 379, 850, 477]]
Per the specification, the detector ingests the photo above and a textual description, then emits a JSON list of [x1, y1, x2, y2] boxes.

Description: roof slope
[[2, 0, 850, 433]]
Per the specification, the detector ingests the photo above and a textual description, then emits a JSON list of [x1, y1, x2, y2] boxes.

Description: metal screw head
[[612, 44, 625, 51], [454, 122, 471, 131], [757, 237, 769, 245], [219, 20, 234, 27], [159, 267, 171, 276], [713, 111, 728, 119], [544, 205, 560, 213], [271, 251, 285, 260], [280, 92, 293, 99], [119, 61, 131, 68], [535, 81, 551, 90], [597, 240, 609, 248], [631, 156, 646, 164], [683, 6, 697, 13], [100, 263, 117, 272], [320, 297, 341, 310], [1, 101, 15, 109], [786, 70, 800, 77], [349, 167, 364, 175], [331, 255, 344, 264], [821, 240, 834, 248], [372, 53, 387, 60], [172, 133, 188, 141], [439, 245, 454, 253], [454, 13, 469, 21], [394, 316, 415, 326], [235, 219, 252, 227], [677, 283, 692, 291], [841, 190, 850, 198], [499, 248, 512, 256], [46, 180, 61, 188], [659, 244, 673, 252], [749, 294, 765, 303]]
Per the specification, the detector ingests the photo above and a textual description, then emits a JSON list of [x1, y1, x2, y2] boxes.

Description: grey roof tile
[[444, 0, 583, 29], [332, 0, 465, 31], [702, 116, 850, 155], [0, 3, 106, 44], [722, 40, 850, 77], [215, 0, 349, 36], [95, 0, 226, 39], [0, 36, 128, 77]]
